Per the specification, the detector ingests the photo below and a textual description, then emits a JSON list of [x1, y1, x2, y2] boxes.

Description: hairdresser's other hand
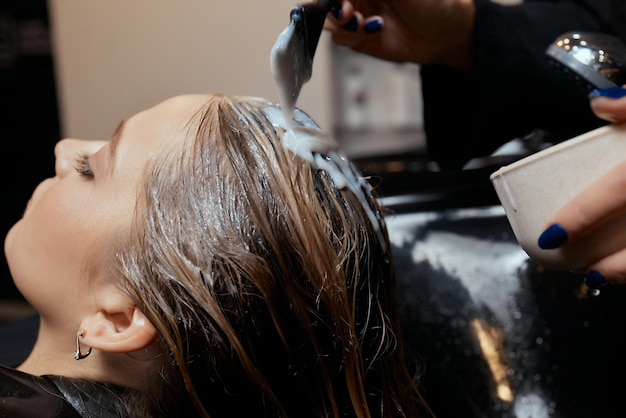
[[323, 0, 476, 70], [536, 86, 626, 288], [535, 87, 626, 289]]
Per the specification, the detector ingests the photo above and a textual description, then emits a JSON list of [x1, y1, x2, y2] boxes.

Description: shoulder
[[0, 365, 124, 417], [44, 374, 127, 418], [0, 364, 81, 417]]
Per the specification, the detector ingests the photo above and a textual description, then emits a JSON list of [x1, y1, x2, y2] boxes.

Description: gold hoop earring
[[74, 329, 92, 360]]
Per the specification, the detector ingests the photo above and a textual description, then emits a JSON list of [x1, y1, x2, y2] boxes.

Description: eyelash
[[74, 153, 94, 177]]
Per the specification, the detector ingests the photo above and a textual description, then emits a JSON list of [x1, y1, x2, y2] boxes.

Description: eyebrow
[[108, 119, 126, 170]]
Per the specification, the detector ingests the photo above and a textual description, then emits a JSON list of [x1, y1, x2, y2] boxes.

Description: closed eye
[[74, 153, 94, 177]]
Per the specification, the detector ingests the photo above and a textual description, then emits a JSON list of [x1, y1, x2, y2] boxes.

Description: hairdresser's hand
[[536, 86, 626, 289], [323, 0, 476, 70]]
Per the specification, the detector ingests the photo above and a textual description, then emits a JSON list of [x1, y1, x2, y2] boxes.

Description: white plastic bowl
[[490, 123, 626, 270]]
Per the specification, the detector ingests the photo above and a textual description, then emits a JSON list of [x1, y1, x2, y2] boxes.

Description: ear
[[79, 289, 157, 354]]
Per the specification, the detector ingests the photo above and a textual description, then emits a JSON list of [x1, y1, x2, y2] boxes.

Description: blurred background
[[0, 0, 58, 309], [47, 0, 428, 155]]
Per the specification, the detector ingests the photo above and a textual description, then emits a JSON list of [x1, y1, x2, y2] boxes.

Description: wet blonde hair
[[109, 94, 426, 417]]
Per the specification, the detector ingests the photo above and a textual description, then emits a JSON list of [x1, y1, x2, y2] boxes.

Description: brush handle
[[290, 0, 338, 61]]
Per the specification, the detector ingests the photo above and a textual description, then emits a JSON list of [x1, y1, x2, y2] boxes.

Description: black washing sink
[[356, 153, 626, 418]]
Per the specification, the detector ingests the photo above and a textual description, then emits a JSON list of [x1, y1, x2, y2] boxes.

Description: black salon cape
[[0, 365, 122, 418], [421, 0, 626, 169]]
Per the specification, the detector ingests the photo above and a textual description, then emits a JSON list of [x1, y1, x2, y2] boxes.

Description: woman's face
[[4, 94, 211, 322]]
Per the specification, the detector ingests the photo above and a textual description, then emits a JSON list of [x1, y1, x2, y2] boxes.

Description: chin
[[3, 222, 29, 298], [3, 221, 19, 267]]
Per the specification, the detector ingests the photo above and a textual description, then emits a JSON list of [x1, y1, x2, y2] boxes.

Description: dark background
[[0, 0, 59, 300]]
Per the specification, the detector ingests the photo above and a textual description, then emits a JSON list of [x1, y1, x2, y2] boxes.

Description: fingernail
[[588, 86, 626, 99], [537, 224, 568, 249], [331, 5, 342, 20], [342, 16, 358, 32], [584, 271, 609, 289], [364, 19, 382, 34]]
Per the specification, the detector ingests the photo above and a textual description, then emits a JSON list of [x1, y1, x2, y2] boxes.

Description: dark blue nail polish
[[364, 19, 382, 34], [537, 224, 568, 249], [588, 86, 626, 99], [342, 16, 358, 32], [331, 5, 342, 20], [584, 271, 609, 289]]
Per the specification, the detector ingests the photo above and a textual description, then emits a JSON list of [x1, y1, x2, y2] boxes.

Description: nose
[[54, 139, 106, 178]]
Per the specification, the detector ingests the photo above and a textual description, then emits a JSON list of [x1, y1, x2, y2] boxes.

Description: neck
[[17, 319, 77, 376], [17, 319, 153, 390]]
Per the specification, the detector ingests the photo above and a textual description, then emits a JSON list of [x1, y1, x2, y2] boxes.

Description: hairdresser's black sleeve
[[421, 0, 626, 169]]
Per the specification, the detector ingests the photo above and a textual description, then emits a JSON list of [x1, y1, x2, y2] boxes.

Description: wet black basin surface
[[388, 206, 626, 418], [364, 154, 626, 418]]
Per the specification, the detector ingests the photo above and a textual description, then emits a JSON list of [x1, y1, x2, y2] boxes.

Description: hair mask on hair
[[269, 21, 386, 250]]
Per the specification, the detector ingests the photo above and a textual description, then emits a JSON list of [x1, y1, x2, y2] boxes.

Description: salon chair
[[355, 147, 626, 418]]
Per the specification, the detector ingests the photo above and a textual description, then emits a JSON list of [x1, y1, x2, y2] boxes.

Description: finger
[[327, 11, 383, 35], [326, 11, 376, 48], [327, 0, 356, 25], [362, 16, 383, 34], [324, 8, 361, 34], [589, 86, 626, 122], [540, 159, 626, 246], [586, 246, 626, 284], [323, 18, 345, 33], [590, 97, 626, 122]]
